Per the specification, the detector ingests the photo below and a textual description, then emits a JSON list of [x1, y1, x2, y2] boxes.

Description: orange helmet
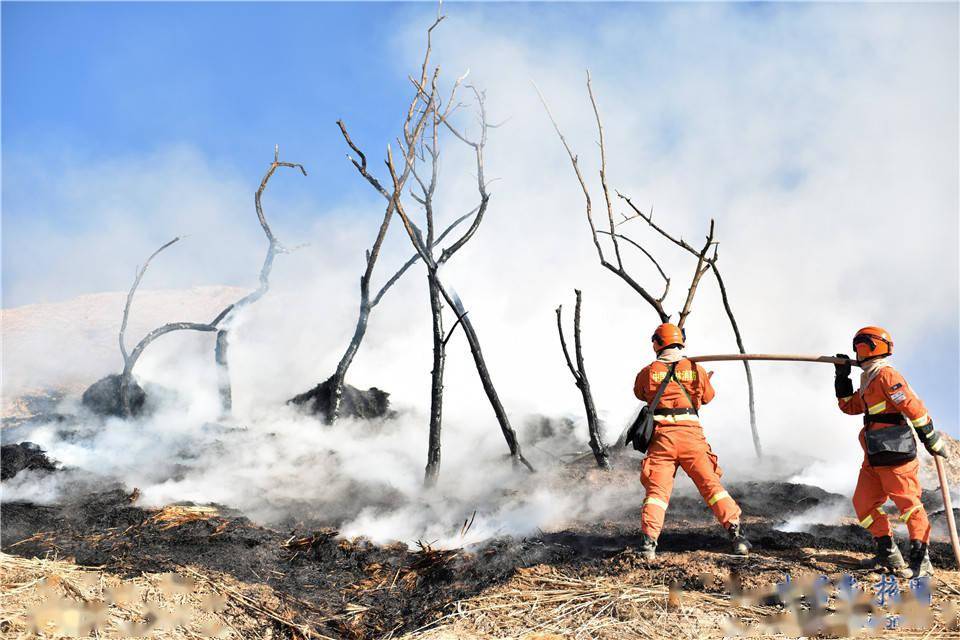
[[651, 323, 685, 353], [853, 326, 893, 362]]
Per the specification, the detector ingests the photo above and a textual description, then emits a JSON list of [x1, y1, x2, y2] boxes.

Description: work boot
[[638, 533, 657, 561], [907, 540, 934, 578], [727, 522, 751, 556], [860, 536, 909, 575]]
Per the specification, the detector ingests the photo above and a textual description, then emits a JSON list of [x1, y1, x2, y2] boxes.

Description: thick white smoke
[[2, 3, 957, 545]]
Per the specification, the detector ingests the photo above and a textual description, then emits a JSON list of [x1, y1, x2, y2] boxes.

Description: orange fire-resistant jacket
[[838, 366, 932, 450], [634, 359, 715, 427], [839, 364, 931, 542]]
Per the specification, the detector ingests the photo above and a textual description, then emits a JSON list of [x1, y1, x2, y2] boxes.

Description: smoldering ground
[[2, 0, 957, 554]]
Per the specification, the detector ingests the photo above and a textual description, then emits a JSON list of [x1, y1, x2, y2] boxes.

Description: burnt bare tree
[[556, 290, 610, 469], [214, 146, 307, 416], [116, 238, 234, 417], [616, 194, 760, 458], [334, 12, 532, 476], [307, 12, 474, 424], [537, 72, 762, 459], [320, 14, 533, 485], [385, 80, 534, 475]]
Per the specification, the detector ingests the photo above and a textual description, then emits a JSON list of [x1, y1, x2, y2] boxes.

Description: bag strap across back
[[669, 360, 699, 415], [649, 362, 678, 415]]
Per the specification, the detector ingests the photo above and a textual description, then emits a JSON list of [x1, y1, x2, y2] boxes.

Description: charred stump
[[1, 442, 58, 480], [289, 376, 390, 422], [82, 373, 147, 418]]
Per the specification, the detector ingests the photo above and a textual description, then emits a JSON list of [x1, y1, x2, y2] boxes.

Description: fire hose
[[687, 353, 960, 570]]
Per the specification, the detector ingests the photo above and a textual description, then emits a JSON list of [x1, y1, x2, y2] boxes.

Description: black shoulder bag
[[860, 372, 917, 467], [624, 362, 679, 453]]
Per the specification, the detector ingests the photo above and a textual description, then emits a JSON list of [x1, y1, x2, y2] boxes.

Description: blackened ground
[[81, 373, 146, 417], [289, 375, 391, 421], [3, 472, 955, 639], [0, 442, 57, 480]]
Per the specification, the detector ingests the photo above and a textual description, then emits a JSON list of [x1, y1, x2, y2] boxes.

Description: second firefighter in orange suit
[[635, 323, 750, 560], [835, 326, 948, 578]]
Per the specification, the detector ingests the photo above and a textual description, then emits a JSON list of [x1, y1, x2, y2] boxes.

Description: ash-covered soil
[[3, 456, 958, 639]]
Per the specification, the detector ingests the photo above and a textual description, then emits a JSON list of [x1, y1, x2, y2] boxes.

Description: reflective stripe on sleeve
[[644, 497, 668, 510], [867, 401, 887, 415], [911, 414, 931, 427], [900, 504, 923, 523], [840, 396, 854, 403], [707, 490, 730, 507]]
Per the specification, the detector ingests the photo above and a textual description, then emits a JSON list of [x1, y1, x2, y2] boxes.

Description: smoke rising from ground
[[2, 3, 957, 543]]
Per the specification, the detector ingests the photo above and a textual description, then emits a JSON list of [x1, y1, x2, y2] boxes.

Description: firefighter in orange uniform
[[635, 323, 750, 560], [835, 326, 948, 578]]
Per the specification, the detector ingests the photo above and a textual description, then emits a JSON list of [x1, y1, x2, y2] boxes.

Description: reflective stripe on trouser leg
[[900, 504, 922, 523], [708, 490, 730, 506], [853, 464, 892, 538], [894, 501, 931, 544], [858, 506, 890, 538], [882, 463, 931, 543], [644, 496, 668, 510]]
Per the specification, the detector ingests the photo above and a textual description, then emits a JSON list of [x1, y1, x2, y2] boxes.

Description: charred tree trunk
[[214, 147, 305, 418], [215, 329, 232, 415], [328, 290, 372, 423], [439, 284, 534, 472], [556, 290, 610, 469], [321, 20, 443, 424], [424, 272, 445, 486]]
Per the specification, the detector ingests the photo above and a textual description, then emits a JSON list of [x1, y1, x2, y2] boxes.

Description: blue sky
[[2, 2, 424, 206], [1, 1, 787, 218], [2, 2, 957, 445]]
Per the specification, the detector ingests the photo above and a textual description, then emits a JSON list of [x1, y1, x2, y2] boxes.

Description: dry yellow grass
[[0, 552, 328, 639], [401, 564, 960, 640]]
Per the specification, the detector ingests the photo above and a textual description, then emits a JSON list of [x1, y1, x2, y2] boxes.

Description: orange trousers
[[640, 425, 741, 539], [852, 457, 929, 543]]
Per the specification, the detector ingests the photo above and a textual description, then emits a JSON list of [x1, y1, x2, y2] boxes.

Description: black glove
[[834, 353, 853, 398], [915, 421, 948, 458], [834, 353, 852, 378]]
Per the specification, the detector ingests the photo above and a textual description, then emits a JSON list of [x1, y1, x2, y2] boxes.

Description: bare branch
[[120, 236, 181, 364], [371, 206, 479, 308], [255, 153, 306, 247], [442, 309, 469, 347], [617, 192, 700, 255], [677, 219, 715, 329], [555, 305, 580, 382], [534, 81, 604, 263], [439, 88, 491, 264], [596, 230, 670, 302], [225, 149, 307, 322], [586, 71, 623, 270], [711, 262, 762, 458], [555, 290, 609, 469], [536, 81, 668, 322], [337, 120, 387, 198], [386, 146, 433, 264]]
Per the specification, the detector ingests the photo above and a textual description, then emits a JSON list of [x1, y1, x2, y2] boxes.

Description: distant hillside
[[1, 286, 247, 409]]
